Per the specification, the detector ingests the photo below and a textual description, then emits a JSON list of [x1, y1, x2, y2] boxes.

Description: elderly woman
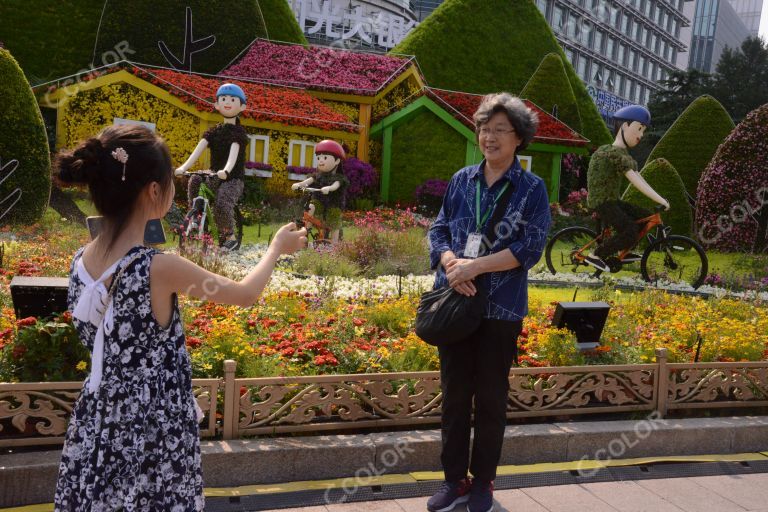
[[427, 93, 551, 512]]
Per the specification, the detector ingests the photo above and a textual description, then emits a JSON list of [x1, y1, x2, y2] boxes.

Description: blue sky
[[761, 0, 768, 41]]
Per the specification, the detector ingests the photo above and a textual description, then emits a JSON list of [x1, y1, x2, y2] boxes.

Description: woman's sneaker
[[584, 254, 610, 272], [427, 478, 471, 512], [467, 479, 495, 512]]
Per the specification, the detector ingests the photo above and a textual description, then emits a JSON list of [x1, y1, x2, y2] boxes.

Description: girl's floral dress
[[54, 245, 204, 511]]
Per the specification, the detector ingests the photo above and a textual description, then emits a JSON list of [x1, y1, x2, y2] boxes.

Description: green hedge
[[391, 0, 611, 148], [647, 95, 734, 197], [520, 53, 583, 135], [0, 1, 103, 84], [93, 0, 303, 75], [622, 158, 692, 236], [389, 110, 466, 203], [258, 0, 308, 44], [0, 49, 51, 225]]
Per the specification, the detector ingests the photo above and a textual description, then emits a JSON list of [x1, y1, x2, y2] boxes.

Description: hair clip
[[111, 147, 129, 181]]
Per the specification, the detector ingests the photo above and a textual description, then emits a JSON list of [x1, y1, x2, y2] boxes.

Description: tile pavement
[[259, 473, 768, 512]]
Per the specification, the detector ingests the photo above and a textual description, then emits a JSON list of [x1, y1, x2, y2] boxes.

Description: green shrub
[[622, 158, 693, 236], [258, 0, 308, 44], [292, 248, 362, 278], [389, 110, 466, 204], [3, 315, 90, 382], [339, 228, 429, 276], [391, 0, 611, 147], [0, 48, 51, 225], [647, 95, 734, 196], [520, 53, 583, 135], [0, 1, 103, 84], [94, 1, 300, 74]]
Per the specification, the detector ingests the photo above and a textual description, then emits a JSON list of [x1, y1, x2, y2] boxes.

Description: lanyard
[[475, 179, 510, 232]]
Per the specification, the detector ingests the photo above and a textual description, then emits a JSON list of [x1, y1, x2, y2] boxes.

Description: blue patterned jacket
[[428, 159, 552, 321]]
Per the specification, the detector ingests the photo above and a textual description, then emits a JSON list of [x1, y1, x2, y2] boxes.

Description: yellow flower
[[76, 361, 88, 371]]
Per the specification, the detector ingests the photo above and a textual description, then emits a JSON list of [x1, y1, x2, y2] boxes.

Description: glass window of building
[[617, 43, 626, 65], [594, 29, 604, 52], [636, 23, 644, 42], [606, 37, 615, 59], [566, 47, 575, 63], [578, 55, 589, 79], [567, 14, 579, 38], [580, 21, 592, 45], [607, 70, 616, 91], [651, 33, 658, 53], [553, 5, 566, 32], [593, 64, 603, 85], [618, 74, 626, 96], [644, 0, 652, 17], [536, 0, 547, 14]]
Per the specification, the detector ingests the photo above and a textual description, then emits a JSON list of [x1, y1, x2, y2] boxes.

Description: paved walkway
[[268, 473, 768, 512]]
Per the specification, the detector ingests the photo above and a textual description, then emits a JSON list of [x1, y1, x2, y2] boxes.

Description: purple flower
[[287, 165, 316, 175], [245, 161, 274, 171]]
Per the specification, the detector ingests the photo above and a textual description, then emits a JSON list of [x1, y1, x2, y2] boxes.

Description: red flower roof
[[222, 39, 413, 97], [427, 88, 589, 147], [128, 66, 358, 132]]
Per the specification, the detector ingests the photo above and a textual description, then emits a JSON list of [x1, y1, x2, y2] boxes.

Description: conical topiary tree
[[647, 95, 734, 197], [696, 103, 768, 252], [258, 0, 308, 44], [0, 48, 51, 225], [520, 53, 582, 135], [93, 0, 306, 75], [391, 0, 611, 147], [622, 158, 692, 236]]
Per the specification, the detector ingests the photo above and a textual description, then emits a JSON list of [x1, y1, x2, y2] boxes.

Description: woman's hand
[[270, 223, 308, 255], [446, 258, 479, 296]]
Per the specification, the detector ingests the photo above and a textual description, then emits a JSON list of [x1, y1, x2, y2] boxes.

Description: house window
[[518, 155, 532, 172], [288, 140, 316, 167], [247, 134, 269, 164]]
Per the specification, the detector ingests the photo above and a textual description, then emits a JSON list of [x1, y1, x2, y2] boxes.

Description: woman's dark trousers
[[437, 318, 523, 483]]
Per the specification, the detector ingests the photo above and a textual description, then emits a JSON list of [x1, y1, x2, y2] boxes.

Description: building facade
[[287, 0, 418, 51], [536, 0, 694, 108], [728, 0, 764, 36], [688, 0, 752, 72]]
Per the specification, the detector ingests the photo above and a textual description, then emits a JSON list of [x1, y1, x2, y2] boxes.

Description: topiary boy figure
[[291, 140, 349, 243], [175, 83, 248, 250], [585, 105, 669, 271]]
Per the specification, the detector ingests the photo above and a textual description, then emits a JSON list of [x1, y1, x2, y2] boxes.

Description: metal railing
[[2, 349, 767, 447]]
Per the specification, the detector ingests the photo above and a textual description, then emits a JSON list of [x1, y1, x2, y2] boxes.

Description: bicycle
[[174, 170, 244, 251], [294, 187, 334, 245], [544, 204, 708, 289]]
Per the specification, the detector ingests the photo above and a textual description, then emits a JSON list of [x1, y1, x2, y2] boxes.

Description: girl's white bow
[[72, 257, 121, 393]]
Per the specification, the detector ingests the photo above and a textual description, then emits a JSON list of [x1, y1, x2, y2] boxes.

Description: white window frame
[[518, 155, 533, 172], [288, 140, 317, 167], [247, 134, 270, 164]]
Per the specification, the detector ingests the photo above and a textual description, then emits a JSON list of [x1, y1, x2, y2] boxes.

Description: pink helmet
[[314, 140, 345, 160]]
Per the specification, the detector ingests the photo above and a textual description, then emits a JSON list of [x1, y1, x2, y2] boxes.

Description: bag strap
[[481, 181, 515, 255]]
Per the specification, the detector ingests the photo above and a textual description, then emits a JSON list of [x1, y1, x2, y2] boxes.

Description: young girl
[[53, 124, 306, 511]]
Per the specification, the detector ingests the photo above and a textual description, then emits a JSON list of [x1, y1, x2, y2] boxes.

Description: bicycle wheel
[[641, 235, 708, 289], [545, 226, 599, 276]]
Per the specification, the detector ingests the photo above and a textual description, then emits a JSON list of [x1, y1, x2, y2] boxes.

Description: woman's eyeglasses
[[478, 127, 516, 137]]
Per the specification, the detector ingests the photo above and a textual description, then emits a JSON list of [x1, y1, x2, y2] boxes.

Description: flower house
[[370, 88, 589, 203]]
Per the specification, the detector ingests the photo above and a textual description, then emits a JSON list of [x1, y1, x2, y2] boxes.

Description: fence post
[[654, 348, 669, 418], [222, 359, 237, 440]]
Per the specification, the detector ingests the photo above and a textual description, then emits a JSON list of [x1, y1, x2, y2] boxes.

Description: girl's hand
[[270, 222, 308, 255]]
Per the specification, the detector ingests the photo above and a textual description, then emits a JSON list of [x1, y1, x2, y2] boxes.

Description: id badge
[[465, 232, 483, 259]]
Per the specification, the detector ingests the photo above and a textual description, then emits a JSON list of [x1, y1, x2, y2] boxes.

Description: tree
[[696, 103, 768, 252], [646, 95, 734, 197], [0, 48, 51, 225], [391, 0, 611, 148], [622, 158, 692, 237], [712, 37, 768, 123], [520, 53, 583, 135]]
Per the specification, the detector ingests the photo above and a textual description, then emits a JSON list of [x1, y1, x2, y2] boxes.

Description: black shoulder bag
[[415, 182, 515, 346]]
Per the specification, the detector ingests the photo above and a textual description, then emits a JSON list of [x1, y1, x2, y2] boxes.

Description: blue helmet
[[216, 83, 247, 104], [612, 104, 651, 126]]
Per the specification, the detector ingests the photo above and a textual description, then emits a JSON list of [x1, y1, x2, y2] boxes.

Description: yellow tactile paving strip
[[3, 452, 767, 510]]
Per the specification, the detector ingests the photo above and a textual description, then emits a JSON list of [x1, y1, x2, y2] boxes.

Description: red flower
[[186, 336, 202, 349], [314, 354, 339, 366], [352, 318, 366, 326], [16, 316, 37, 328]]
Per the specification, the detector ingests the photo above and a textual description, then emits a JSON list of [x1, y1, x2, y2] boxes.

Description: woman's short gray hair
[[473, 93, 539, 151]]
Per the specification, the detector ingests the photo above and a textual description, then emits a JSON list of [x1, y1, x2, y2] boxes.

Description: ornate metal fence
[[2, 349, 767, 447]]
